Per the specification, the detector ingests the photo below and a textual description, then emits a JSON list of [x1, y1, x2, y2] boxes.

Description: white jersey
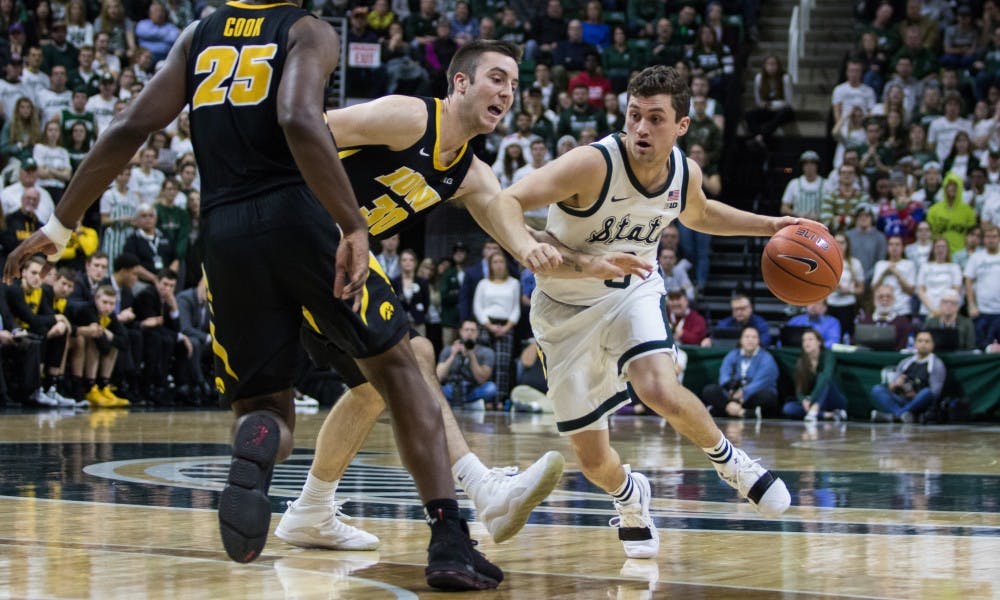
[[537, 135, 686, 305]]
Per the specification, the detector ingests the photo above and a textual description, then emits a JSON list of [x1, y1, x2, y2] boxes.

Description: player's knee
[[410, 336, 435, 364], [631, 377, 681, 415]]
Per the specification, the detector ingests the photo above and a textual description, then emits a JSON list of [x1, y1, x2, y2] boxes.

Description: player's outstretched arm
[[678, 158, 825, 237], [280, 17, 368, 299], [324, 95, 426, 150], [4, 23, 196, 283], [460, 157, 560, 273]]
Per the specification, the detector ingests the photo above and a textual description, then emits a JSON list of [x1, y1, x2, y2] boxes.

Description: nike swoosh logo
[[419, 148, 431, 157], [778, 254, 818, 273], [610, 196, 630, 202]]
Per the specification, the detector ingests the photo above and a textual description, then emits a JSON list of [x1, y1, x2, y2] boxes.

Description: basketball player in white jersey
[[490, 66, 815, 559]]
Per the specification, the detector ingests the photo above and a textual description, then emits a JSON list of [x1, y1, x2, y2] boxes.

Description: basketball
[[761, 224, 843, 306]]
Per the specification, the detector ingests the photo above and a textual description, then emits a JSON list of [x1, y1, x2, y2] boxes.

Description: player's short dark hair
[[626, 66, 690, 122], [55, 267, 76, 282], [87, 250, 108, 264], [447, 39, 522, 95]]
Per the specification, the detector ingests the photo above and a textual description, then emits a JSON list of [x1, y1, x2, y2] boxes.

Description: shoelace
[[609, 498, 652, 529], [487, 466, 519, 477], [728, 456, 764, 492], [284, 499, 354, 520]]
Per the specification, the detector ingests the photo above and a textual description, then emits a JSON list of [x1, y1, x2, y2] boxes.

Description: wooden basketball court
[[2, 407, 998, 598]]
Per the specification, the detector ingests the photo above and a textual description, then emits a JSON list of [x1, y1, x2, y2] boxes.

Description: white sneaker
[[293, 393, 319, 408], [462, 450, 565, 543], [32, 389, 60, 407], [47, 387, 77, 407], [275, 499, 379, 550], [716, 448, 791, 518], [609, 468, 659, 559]]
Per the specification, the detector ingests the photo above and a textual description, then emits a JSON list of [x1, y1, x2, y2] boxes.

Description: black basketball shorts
[[201, 185, 409, 404]]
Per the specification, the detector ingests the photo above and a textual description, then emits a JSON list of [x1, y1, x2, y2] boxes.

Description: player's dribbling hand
[[2, 230, 59, 283], [523, 242, 562, 273], [769, 216, 827, 236], [335, 228, 369, 310]]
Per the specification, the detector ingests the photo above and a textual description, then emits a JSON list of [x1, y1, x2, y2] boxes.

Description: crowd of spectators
[[778, 0, 1000, 357]]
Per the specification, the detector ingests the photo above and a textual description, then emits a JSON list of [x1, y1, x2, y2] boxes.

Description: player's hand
[[768, 216, 827, 236], [3, 231, 59, 283], [522, 242, 562, 274], [580, 252, 654, 280], [335, 228, 369, 310]]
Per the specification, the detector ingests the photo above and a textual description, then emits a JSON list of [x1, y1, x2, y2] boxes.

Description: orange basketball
[[761, 224, 843, 306]]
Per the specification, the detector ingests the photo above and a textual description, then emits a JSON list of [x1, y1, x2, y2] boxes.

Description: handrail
[[788, 6, 799, 83], [786, 0, 814, 85]]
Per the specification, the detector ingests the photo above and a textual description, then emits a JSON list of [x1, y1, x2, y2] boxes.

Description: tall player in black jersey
[[4, 1, 503, 591], [277, 40, 649, 551]]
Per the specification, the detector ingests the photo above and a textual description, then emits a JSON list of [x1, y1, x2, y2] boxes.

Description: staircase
[[697, 1, 857, 332], [744, 0, 857, 138]]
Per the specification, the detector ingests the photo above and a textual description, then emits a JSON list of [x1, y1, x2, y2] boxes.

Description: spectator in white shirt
[[832, 58, 877, 122], [19, 47, 50, 99], [35, 65, 72, 125], [473, 252, 520, 404], [84, 72, 119, 136], [781, 150, 825, 220], [128, 147, 165, 204], [873, 234, 919, 317], [965, 224, 1000, 347], [0, 158, 55, 223], [513, 138, 549, 230], [927, 93, 974, 162], [32, 120, 72, 203]]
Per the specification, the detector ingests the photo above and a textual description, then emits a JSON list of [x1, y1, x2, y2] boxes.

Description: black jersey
[[186, 1, 311, 213], [337, 97, 475, 240]]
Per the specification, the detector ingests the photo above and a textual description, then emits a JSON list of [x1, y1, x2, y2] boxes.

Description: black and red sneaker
[[425, 508, 503, 591], [218, 412, 280, 563]]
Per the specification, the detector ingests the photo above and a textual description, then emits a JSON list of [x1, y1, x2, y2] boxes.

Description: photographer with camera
[[701, 326, 780, 419], [436, 319, 497, 410], [870, 330, 946, 424]]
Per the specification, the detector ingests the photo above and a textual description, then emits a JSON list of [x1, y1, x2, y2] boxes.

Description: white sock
[[452, 452, 488, 489], [610, 468, 640, 505], [703, 435, 733, 470], [299, 473, 338, 507]]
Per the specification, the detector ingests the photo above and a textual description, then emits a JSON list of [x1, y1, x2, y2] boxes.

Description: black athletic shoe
[[425, 510, 502, 591], [218, 413, 280, 563]]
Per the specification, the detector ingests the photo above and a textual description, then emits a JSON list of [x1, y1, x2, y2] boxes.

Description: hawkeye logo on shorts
[[379, 301, 394, 321], [587, 214, 663, 246], [363, 167, 443, 236]]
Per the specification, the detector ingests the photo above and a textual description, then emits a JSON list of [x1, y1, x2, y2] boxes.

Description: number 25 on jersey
[[192, 44, 277, 109]]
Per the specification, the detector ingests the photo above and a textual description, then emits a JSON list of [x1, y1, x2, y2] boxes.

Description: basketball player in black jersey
[[277, 39, 651, 551], [4, 0, 503, 591]]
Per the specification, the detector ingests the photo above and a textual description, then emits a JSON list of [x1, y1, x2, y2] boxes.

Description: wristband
[[41, 216, 73, 261]]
